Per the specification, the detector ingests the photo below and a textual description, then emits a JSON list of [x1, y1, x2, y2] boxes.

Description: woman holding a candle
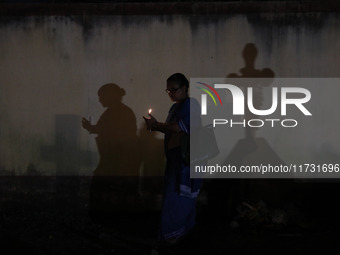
[[143, 73, 202, 247]]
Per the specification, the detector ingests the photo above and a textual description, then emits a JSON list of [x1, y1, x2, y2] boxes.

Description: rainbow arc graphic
[[196, 82, 223, 107]]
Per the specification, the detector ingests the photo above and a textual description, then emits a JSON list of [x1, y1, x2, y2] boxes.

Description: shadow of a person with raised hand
[[82, 83, 141, 225]]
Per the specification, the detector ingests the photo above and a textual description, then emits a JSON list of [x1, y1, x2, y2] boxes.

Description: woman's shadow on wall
[[86, 83, 164, 237], [87, 83, 140, 224]]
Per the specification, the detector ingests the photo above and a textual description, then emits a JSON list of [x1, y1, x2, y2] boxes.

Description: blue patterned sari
[[160, 97, 202, 240]]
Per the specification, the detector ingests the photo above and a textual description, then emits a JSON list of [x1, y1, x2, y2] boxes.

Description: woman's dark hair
[[167, 73, 189, 91]]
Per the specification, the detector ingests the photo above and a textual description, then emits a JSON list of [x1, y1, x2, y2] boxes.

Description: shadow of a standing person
[[82, 83, 141, 225], [206, 43, 282, 226]]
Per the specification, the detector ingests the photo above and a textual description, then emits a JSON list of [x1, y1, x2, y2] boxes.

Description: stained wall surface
[[0, 9, 339, 175]]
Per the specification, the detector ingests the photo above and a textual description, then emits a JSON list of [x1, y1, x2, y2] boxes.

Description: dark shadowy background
[[1, 1, 340, 254]]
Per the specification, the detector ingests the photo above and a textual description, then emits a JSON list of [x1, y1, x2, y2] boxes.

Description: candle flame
[[149, 109, 152, 114]]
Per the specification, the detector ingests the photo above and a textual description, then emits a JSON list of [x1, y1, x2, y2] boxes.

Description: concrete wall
[[0, 4, 339, 175]]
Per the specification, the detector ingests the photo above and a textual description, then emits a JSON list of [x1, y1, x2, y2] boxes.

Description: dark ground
[[1, 177, 340, 255]]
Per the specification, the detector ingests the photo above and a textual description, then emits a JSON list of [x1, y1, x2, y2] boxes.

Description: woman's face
[[166, 81, 188, 102]]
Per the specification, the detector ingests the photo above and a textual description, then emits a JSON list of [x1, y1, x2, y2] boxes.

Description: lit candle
[[148, 109, 152, 133]]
